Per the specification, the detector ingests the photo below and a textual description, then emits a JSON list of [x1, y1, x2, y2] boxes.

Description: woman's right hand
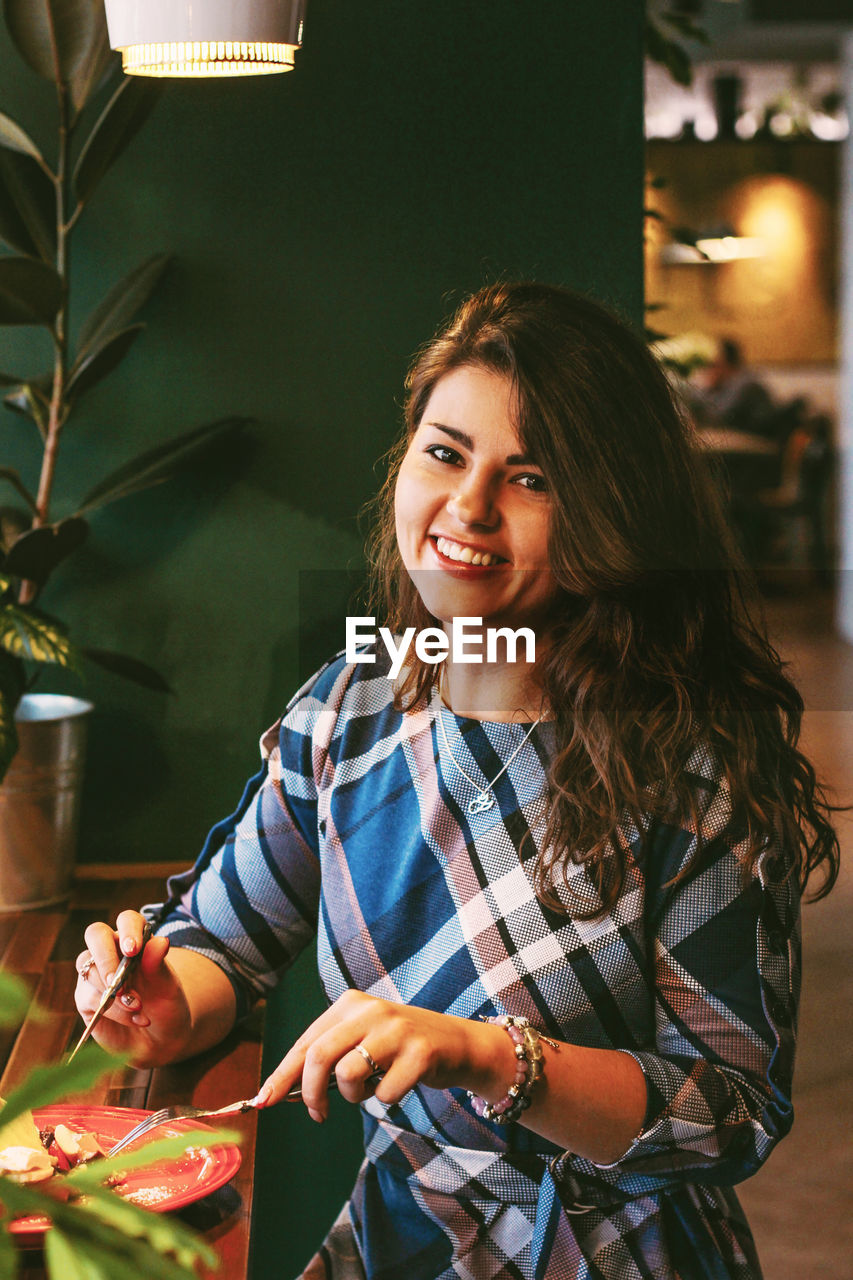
[[74, 910, 192, 1064]]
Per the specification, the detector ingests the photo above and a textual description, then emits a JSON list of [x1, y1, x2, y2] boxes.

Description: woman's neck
[[439, 657, 548, 722]]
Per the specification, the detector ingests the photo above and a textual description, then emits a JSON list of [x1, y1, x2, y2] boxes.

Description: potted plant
[[0, 0, 248, 907]]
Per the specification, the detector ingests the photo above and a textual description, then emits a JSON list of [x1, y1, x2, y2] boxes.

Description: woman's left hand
[[255, 989, 507, 1122]]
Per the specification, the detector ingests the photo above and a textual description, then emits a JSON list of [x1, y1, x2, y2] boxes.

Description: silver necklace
[[436, 698, 544, 815]]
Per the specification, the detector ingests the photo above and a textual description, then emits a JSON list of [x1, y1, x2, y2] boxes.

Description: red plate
[[9, 1104, 242, 1248]]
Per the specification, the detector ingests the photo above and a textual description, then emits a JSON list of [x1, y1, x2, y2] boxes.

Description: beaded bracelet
[[467, 1015, 559, 1125]]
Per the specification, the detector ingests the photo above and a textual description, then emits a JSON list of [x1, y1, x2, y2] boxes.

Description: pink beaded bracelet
[[467, 1015, 559, 1125]]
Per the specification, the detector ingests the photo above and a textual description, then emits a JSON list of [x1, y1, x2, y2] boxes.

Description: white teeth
[[435, 537, 498, 566]]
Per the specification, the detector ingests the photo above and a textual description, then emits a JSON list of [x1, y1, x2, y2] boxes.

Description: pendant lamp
[[103, 0, 306, 77]]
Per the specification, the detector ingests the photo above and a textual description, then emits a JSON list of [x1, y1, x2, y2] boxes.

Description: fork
[[107, 1098, 260, 1156], [107, 1072, 380, 1156]]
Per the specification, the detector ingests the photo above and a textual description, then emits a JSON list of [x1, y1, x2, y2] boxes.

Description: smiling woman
[[73, 283, 839, 1280]]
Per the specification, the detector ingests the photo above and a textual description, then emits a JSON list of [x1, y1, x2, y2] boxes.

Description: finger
[[115, 910, 148, 957], [300, 1022, 386, 1119], [138, 934, 170, 978], [83, 921, 122, 988], [255, 992, 381, 1112], [334, 1044, 385, 1104]]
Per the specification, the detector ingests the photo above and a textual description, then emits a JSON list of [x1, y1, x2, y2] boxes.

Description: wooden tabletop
[[0, 866, 263, 1279]]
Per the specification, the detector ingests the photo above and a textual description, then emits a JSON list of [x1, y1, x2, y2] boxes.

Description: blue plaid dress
[[154, 648, 800, 1280]]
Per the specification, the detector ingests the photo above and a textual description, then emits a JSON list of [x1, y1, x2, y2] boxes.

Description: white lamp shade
[[104, 0, 306, 76], [104, 0, 305, 48]]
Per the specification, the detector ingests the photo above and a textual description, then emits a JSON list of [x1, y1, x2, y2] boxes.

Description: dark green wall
[[2, 2, 643, 1272]]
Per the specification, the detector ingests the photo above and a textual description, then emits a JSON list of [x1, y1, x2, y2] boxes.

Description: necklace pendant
[[468, 792, 495, 815]]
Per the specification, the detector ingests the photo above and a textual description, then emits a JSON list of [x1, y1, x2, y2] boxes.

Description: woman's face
[[394, 364, 557, 635]]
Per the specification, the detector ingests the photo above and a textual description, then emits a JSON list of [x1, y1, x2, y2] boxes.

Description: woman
[[75, 283, 839, 1279]]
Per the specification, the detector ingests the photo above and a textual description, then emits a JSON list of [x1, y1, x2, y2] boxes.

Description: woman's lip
[[428, 535, 507, 572]]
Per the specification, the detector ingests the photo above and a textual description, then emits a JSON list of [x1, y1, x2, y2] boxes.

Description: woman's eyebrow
[[425, 422, 535, 467]]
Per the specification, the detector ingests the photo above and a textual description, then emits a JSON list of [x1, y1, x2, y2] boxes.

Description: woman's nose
[[446, 472, 498, 527]]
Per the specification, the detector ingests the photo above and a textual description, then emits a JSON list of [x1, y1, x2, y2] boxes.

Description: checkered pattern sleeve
[[143, 658, 343, 1018], [599, 748, 801, 1187]]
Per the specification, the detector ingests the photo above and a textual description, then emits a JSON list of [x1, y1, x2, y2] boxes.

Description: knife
[[67, 920, 154, 1063]]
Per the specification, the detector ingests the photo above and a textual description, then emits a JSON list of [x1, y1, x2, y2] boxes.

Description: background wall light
[[104, 0, 306, 77]]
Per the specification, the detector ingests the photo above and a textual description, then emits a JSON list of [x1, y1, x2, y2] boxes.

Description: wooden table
[[0, 866, 263, 1279]]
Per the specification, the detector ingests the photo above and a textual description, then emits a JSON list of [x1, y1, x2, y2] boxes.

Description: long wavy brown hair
[[364, 282, 840, 913]]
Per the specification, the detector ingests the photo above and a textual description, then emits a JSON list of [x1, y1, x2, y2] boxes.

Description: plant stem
[[19, 81, 71, 604]]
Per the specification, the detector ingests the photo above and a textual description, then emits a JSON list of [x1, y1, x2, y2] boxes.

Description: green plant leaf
[[38, 1184, 219, 1279], [0, 113, 46, 166], [44, 1228, 104, 1280], [0, 1217, 17, 1279], [1, 1171, 217, 1280], [0, 968, 31, 1027], [0, 151, 57, 263], [82, 648, 171, 694], [66, 324, 144, 403], [0, 648, 24, 779], [0, 1043, 114, 1134], [0, 604, 79, 669], [0, 468, 37, 514], [0, 171, 40, 257], [661, 11, 710, 45], [76, 416, 252, 515], [73, 77, 164, 206], [644, 18, 693, 88], [0, 258, 62, 327], [76, 254, 170, 364], [2, 518, 89, 584], [69, 10, 115, 115], [3, 0, 102, 85], [3, 381, 51, 439], [65, 1127, 240, 1191]]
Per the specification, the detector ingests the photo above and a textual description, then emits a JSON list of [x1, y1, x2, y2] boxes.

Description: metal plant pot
[[0, 694, 93, 913]]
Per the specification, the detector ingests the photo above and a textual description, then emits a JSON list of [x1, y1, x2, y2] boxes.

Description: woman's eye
[[515, 473, 548, 493], [425, 445, 461, 465]]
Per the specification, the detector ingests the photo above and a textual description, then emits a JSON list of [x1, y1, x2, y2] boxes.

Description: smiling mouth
[[431, 536, 508, 567]]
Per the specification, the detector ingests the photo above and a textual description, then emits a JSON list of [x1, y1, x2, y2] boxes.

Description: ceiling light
[[104, 0, 306, 77]]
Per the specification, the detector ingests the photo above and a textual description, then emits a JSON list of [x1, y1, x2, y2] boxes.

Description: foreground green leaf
[[76, 254, 169, 364], [77, 416, 251, 514], [0, 1218, 17, 1279], [65, 1127, 240, 1191], [1, 1166, 219, 1280], [44, 1229, 102, 1280], [0, 604, 79, 668], [0, 1042, 114, 1134], [0, 969, 31, 1027], [2, 518, 89, 584], [0, 257, 62, 326], [66, 324, 144, 403], [74, 78, 164, 205], [3, 0, 102, 85]]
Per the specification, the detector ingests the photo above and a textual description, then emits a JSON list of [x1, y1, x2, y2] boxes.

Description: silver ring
[[354, 1043, 382, 1076], [77, 955, 95, 981]]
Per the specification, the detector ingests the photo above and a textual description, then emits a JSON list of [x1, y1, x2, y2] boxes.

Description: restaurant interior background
[[1, 1, 851, 1275]]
